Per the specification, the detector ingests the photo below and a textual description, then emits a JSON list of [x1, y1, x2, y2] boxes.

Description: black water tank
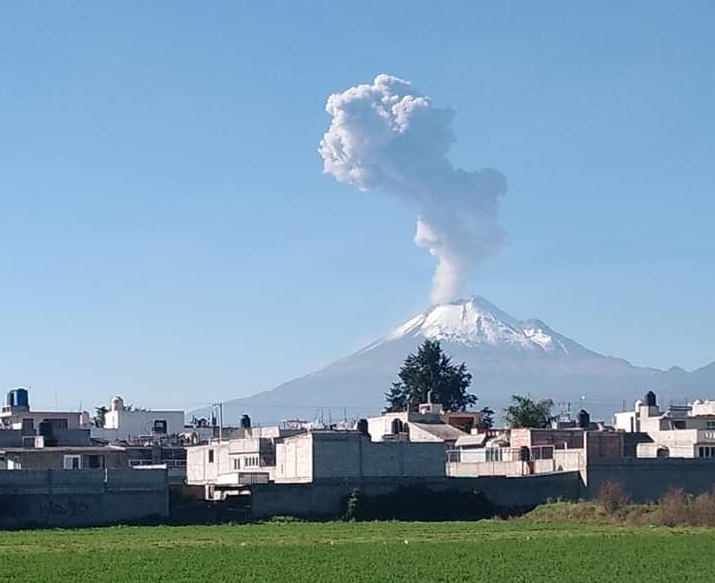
[[240, 414, 251, 429], [644, 391, 657, 407], [577, 409, 591, 429], [357, 418, 369, 436]]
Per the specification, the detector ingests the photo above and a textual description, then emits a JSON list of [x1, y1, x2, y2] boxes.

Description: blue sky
[[1, 1, 713, 412]]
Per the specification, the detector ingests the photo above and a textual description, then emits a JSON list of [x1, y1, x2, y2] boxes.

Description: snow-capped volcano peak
[[376, 296, 593, 357]]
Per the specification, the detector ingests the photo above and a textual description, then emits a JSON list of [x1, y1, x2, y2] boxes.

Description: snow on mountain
[[369, 297, 597, 358], [190, 297, 714, 426]]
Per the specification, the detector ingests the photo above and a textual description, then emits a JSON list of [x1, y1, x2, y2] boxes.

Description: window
[[152, 419, 168, 434], [88, 455, 101, 469], [244, 456, 259, 468], [208, 449, 215, 463], [233, 458, 240, 471], [698, 446, 715, 458], [707, 421, 715, 430], [50, 418, 69, 430], [63, 455, 81, 470]]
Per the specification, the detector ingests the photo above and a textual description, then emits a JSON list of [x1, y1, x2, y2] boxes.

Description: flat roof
[[0, 445, 126, 454]]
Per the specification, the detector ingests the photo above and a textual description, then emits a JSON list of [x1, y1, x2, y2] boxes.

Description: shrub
[[597, 480, 629, 514]]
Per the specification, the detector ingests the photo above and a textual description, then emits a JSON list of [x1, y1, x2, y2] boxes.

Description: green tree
[[93, 405, 108, 428], [504, 394, 554, 428], [385, 339, 477, 413], [479, 407, 495, 430]]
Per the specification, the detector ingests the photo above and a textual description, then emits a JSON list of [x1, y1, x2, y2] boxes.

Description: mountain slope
[[192, 297, 713, 425]]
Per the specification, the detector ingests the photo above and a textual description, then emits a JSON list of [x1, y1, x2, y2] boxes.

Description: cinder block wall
[[249, 472, 582, 519], [585, 458, 715, 502], [0, 469, 169, 529]]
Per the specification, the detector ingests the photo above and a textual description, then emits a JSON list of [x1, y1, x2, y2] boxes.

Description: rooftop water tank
[[6, 390, 15, 408], [15, 388, 29, 409], [577, 409, 590, 429], [240, 414, 251, 429], [644, 391, 657, 408]]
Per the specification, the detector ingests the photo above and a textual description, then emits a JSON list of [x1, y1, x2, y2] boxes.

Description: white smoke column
[[319, 74, 507, 304]]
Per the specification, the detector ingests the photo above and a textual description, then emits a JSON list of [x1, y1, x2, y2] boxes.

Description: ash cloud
[[319, 74, 507, 304]]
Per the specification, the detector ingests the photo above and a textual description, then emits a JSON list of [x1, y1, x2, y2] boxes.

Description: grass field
[[1, 520, 713, 582]]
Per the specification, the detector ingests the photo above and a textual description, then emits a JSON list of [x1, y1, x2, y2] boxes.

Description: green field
[[1, 521, 713, 582]]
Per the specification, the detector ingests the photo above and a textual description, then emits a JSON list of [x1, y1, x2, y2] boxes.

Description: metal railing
[[128, 459, 186, 468]]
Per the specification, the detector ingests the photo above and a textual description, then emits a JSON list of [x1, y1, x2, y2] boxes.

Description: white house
[[614, 392, 715, 458], [92, 396, 185, 443], [365, 394, 478, 445]]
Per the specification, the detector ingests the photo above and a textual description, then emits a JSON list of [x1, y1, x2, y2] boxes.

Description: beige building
[[614, 392, 715, 458], [365, 397, 479, 445]]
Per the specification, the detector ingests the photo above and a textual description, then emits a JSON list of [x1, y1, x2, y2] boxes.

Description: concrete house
[[365, 394, 479, 445], [614, 391, 715, 458], [91, 396, 185, 443]]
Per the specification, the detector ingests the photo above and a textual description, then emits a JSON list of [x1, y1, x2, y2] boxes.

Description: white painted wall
[[99, 409, 185, 441]]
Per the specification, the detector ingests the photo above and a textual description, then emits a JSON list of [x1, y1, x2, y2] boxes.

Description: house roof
[[409, 422, 466, 442], [0, 445, 126, 454], [454, 434, 489, 448]]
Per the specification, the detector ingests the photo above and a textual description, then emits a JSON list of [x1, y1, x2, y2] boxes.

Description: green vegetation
[[504, 394, 554, 428], [526, 483, 715, 527], [1, 521, 713, 582], [385, 339, 476, 412]]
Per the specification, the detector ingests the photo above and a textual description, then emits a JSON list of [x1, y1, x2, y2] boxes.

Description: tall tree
[[479, 407, 495, 430], [385, 339, 477, 413], [93, 405, 108, 428], [504, 395, 554, 428]]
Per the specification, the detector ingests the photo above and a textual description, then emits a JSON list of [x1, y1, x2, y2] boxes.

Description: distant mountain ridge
[[191, 297, 714, 425]]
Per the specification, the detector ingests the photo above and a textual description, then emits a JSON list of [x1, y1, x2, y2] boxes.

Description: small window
[[706, 421, 715, 430], [88, 455, 101, 469], [233, 458, 240, 470], [153, 419, 168, 434], [63, 455, 81, 470], [208, 449, 215, 463]]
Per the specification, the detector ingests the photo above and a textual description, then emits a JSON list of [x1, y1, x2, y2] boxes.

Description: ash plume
[[319, 74, 507, 304]]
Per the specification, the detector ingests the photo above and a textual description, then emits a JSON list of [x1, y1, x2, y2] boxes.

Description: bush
[[655, 488, 715, 527], [344, 489, 363, 521], [597, 480, 629, 514]]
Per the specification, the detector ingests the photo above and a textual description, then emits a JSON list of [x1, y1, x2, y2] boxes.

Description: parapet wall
[[0, 469, 169, 529]]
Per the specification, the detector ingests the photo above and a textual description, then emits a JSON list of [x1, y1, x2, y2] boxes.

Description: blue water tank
[[15, 388, 29, 409]]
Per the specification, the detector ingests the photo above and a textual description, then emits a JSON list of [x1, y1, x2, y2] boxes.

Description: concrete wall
[[101, 409, 185, 441], [275, 434, 313, 482], [273, 433, 446, 483], [0, 468, 169, 528], [585, 458, 715, 502], [186, 442, 232, 485], [250, 472, 582, 519], [447, 459, 556, 477]]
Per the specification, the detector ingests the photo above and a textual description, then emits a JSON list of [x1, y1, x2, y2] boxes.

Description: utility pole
[[219, 402, 223, 442]]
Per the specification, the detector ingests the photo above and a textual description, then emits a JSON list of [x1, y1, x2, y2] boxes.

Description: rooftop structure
[[91, 395, 185, 444]]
